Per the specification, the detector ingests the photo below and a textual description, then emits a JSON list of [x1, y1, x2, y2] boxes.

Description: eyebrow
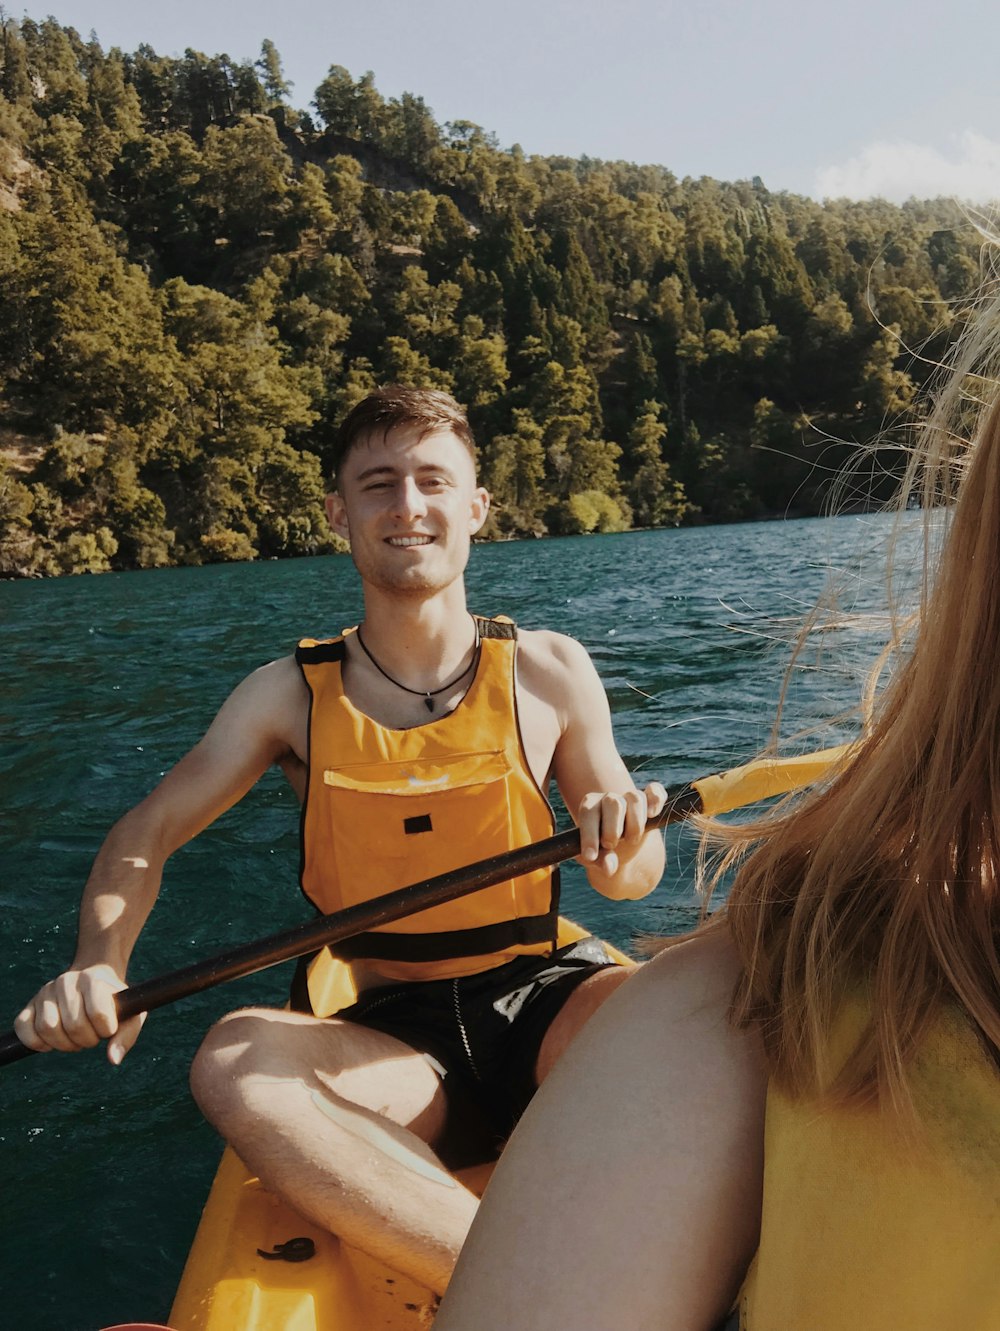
[[354, 462, 458, 482]]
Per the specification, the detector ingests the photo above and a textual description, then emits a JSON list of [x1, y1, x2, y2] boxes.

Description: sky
[[16, 0, 1000, 203]]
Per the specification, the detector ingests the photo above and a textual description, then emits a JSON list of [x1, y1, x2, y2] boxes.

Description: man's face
[[326, 425, 490, 598]]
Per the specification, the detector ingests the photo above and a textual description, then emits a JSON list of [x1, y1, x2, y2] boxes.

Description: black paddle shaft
[[0, 787, 703, 1068]]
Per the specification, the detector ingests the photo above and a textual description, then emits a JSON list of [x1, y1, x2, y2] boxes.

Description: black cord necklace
[[354, 619, 481, 713]]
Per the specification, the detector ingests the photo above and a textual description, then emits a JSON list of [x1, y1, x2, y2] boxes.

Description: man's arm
[[519, 631, 666, 900], [14, 655, 308, 1062]]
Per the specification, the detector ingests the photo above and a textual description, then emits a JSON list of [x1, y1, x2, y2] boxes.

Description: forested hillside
[[0, 16, 984, 575]]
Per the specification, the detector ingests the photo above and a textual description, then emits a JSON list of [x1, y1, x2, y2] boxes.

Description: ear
[[469, 487, 490, 535], [326, 491, 350, 542]]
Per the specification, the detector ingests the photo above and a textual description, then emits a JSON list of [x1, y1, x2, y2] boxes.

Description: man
[[15, 386, 666, 1295]]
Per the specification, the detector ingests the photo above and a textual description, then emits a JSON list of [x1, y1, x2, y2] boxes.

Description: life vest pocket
[[323, 749, 510, 797], [317, 750, 522, 931]]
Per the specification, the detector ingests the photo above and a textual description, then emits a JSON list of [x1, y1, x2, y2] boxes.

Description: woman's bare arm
[[436, 930, 767, 1330]]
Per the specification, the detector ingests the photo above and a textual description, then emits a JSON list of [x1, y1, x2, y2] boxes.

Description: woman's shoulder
[[632, 925, 744, 1008]]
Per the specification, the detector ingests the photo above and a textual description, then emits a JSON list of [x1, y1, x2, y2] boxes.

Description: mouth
[[386, 535, 435, 547]]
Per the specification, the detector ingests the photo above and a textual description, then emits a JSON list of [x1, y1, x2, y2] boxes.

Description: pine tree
[[256, 38, 291, 104], [627, 402, 690, 527]]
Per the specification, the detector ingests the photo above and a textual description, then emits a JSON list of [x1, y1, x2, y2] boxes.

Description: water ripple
[[0, 513, 914, 1327]]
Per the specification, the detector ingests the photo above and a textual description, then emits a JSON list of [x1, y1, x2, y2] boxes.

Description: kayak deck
[[170, 1146, 492, 1330], [170, 922, 631, 1330]]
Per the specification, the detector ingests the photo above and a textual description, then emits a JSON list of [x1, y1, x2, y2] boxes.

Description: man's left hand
[[576, 782, 669, 876]]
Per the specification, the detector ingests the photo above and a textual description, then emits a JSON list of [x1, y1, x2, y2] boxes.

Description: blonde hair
[[705, 265, 1000, 1110]]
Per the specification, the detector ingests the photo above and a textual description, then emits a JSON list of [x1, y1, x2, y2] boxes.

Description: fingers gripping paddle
[[0, 745, 850, 1068]]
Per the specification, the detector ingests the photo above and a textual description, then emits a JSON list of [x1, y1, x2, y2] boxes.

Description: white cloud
[[814, 130, 1000, 204]]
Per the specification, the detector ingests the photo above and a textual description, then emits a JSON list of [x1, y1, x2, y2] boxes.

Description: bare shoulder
[[517, 626, 592, 670], [625, 928, 744, 1018], [207, 653, 309, 756], [243, 652, 307, 696], [227, 653, 306, 710], [516, 628, 598, 700]]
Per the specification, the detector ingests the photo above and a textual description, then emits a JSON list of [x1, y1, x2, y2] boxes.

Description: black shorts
[[337, 937, 624, 1166]]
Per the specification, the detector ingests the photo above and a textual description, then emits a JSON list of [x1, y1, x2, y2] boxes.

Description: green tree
[[1, 184, 180, 441], [424, 197, 472, 280], [330, 357, 379, 430], [93, 439, 174, 567], [551, 490, 631, 535], [0, 13, 32, 103], [314, 66, 385, 142], [161, 278, 317, 465], [377, 336, 455, 391], [256, 39, 291, 104], [198, 117, 291, 253], [626, 402, 691, 527], [324, 154, 365, 239], [0, 458, 37, 575], [252, 442, 340, 556], [382, 92, 440, 170], [482, 408, 546, 534], [56, 525, 118, 574], [748, 398, 817, 514], [113, 130, 206, 276], [453, 317, 509, 411], [388, 267, 461, 352]]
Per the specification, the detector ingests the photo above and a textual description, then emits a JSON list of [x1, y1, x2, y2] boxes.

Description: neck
[[356, 585, 476, 688]]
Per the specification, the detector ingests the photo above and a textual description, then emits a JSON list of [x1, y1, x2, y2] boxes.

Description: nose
[[393, 477, 428, 521]]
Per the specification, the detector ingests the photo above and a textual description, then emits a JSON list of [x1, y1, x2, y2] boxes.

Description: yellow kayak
[[169, 920, 633, 1330]]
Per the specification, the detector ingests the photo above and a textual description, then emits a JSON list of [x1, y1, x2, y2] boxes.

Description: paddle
[[0, 744, 849, 1068]]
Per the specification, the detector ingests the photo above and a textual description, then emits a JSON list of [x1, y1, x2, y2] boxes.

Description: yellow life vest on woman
[[295, 615, 559, 982], [739, 998, 1000, 1329]]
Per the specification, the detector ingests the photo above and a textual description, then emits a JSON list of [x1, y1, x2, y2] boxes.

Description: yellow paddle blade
[[692, 744, 853, 817]]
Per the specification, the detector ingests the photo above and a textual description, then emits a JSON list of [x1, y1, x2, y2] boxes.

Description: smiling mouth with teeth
[[387, 536, 434, 546]]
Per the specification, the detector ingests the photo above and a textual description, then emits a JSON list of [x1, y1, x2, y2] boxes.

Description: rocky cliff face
[[0, 142, 33, 213]]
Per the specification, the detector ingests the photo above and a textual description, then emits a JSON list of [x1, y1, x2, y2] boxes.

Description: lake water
[[0, 515, 916, 1328]]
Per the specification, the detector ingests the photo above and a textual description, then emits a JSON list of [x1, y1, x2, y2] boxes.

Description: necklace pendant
[[424, 696, 435, 713]]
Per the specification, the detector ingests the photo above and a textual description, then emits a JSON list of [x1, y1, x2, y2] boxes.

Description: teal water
[[1, 516, 911, 1329]]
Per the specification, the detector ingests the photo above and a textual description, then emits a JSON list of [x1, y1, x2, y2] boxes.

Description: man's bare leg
[[189, 1007, 480, 1295]]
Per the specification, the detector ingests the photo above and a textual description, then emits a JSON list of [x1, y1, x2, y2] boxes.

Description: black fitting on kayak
[[256, 1237, 316, 1262]]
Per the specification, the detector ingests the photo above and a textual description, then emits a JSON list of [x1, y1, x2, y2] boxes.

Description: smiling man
[[14, 385, 666, 1295]]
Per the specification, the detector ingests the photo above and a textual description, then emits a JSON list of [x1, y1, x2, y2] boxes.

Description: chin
[[359, 549, 468, 596], [369, 567, 455, 597]]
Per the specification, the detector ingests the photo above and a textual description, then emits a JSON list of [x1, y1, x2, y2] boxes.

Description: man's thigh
[[210, 1006, 451, 1146]]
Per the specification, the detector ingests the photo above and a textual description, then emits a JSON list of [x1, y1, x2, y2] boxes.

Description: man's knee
[[189, 1006, 278, 1119]]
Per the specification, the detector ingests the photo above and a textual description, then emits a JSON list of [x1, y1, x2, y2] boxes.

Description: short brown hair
[[331, 385, 477, 482]]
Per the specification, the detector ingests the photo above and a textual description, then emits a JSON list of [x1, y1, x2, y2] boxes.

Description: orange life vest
[[295, 616, 560, 982]]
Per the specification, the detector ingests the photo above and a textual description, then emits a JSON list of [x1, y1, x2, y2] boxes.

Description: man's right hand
[[14, 964, 145, 1064]]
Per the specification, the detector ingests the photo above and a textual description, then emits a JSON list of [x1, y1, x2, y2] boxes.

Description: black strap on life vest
[[328, 906, 561, 964], [295, 638, 347, 667], [475, 615, 516, 640], [288, 894, 561, 1014]]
